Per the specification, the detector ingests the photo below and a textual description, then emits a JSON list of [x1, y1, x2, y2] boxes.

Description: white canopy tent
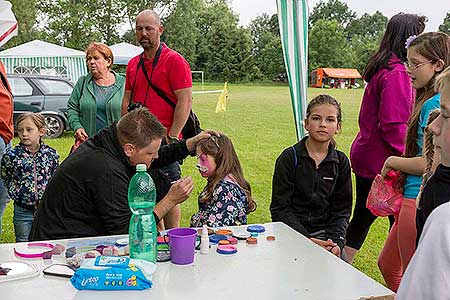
[[0, 1, 18, 47], [109, 42, 143, 65], [0, 39, 87, 83]]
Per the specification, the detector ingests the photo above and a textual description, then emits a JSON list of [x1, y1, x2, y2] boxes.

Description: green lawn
[[0, 84, 389, 285]]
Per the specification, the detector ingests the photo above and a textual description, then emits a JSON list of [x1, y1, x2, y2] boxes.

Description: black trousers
[[345, 175, 395, 249]]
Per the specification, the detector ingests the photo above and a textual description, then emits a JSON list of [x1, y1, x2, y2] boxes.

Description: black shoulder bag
[[129, 45, 202, 139]]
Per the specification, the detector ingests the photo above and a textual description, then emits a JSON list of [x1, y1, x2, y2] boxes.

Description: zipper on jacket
[[33, 155, 39, 209]]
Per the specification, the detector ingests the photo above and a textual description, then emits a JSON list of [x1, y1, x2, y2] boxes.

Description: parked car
[[8, 74, 74, 138]]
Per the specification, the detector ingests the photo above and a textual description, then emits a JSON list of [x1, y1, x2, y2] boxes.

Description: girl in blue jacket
[[1, 113, 59, 241]]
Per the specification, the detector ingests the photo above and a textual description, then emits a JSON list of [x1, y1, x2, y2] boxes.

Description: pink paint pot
[[167, 228, 197, 265]]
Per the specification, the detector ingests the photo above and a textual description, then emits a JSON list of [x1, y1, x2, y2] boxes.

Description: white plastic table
[[0, 222, 394, 300]]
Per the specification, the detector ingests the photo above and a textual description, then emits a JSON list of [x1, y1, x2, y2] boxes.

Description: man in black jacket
[[30, 108, 211, 240]]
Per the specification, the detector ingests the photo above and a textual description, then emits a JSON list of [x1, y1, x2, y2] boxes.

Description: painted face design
[[196, 152, 216, 178]]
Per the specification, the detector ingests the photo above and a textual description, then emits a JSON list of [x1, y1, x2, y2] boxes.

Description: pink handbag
[[366, 170, 403, 217]]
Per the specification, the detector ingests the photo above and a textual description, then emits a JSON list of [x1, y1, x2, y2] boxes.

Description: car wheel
[[44, 115, 64, 138]]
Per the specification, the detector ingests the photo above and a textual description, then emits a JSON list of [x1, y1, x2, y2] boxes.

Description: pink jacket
[[350, 55, 414, 179]]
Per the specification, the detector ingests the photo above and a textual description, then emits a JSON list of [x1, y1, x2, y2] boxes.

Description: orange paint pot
[[216, 229, 233, 236], [246, 237, 257, 245]]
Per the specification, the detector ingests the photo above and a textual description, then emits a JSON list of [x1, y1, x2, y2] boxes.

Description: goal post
[[191, 70, 204, 90]]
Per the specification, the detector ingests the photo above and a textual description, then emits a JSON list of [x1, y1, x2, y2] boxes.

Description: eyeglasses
[[404, 60, 433, 70]]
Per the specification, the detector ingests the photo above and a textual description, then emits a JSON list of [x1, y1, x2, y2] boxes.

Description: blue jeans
[[13, 204, 34, 242], [159, 161, 181, 182], [0, 137, 11, 237]]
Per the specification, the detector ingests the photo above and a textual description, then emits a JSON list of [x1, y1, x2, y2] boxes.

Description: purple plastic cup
[[167, 228, 197, 265]]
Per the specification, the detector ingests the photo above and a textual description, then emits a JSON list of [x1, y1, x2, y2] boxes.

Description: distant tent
[[109, 42, 143, 65], [310, 68, 362, 88], [0, 39, 87, 83]]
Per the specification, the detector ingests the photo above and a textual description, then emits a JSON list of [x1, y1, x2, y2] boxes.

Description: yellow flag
[[215, 82, 228, 113]]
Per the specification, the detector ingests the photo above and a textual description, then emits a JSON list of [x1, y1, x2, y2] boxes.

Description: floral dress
[[1, 143, 59, 211], [190, 179, 249, 228]]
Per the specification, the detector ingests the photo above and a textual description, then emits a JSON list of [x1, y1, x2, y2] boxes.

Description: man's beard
[[139, 39, 156, 50]]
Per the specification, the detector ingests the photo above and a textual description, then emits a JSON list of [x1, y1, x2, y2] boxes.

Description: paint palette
[[0, 262, 39, 282]]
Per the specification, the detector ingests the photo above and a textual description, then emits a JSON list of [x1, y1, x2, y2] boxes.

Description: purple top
[[350, 55, 414, 179]]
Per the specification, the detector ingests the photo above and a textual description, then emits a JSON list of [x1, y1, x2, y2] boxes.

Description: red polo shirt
[[125, 43, 192, 132]]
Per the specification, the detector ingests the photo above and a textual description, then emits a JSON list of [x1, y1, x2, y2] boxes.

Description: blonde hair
[[16, 113, 46, 143], [435, 65, 450, 93], [16, 113, 46, 131], [417, 109, 440, 207]]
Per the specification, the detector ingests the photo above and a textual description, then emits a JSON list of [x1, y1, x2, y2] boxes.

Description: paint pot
[[227, 237, 238, 245], [247, 225, 266, 233], [215, 229, 233, 236], [209, 234, 228, 244], [216, 245, 237, 255], [167, 228, 197, 265]]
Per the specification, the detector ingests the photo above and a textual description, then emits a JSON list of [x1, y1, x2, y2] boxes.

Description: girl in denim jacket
[[1, 113, 59, 241]]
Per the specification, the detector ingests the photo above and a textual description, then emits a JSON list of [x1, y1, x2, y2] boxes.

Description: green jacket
[[67, 72, 125, 137]]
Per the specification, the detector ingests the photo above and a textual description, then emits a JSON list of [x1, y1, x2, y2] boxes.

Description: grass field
[[0, 83, 389, 285]]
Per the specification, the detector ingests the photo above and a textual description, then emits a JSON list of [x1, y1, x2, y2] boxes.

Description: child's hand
[[310, 238, 336, 251], [330, 245, 341, 257], [381, 156, 396, 179]]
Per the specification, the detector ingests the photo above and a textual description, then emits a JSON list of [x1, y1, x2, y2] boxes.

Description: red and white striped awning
[[0, 1, 18, 48]]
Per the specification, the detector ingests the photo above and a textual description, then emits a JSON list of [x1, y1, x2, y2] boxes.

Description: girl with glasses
[[378, 31, 450, 292]]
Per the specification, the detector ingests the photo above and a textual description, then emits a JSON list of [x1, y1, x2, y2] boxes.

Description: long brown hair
[[417, 109, 440, 206], [404, 32, 450, 159], [363, 13, 426, 82], [197, 134, 256, 213]]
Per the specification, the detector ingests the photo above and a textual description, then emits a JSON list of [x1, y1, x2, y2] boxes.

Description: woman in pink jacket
[[344, 13, 427, 263]]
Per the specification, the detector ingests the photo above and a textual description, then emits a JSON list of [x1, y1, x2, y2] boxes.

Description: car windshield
[[34, 78, 72, 95]]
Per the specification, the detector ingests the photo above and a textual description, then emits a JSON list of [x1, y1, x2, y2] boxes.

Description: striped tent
[[0, 40, 87, 83], [276, 0, 309, 140]]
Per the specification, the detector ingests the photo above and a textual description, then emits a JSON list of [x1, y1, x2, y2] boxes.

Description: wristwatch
[[168, 135, 179, 143]]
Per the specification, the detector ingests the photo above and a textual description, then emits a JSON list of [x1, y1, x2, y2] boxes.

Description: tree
[[163, 0, 204, 66], [120, 0, 173, 34], [309, 0, 356, 29], [248, 13, 284, 80], [346, 11, 387, 40], [439, 12, 450, 34], [196, 0, 259, 82], [308, 19, 353, 71], [39, 0, 104, 50]]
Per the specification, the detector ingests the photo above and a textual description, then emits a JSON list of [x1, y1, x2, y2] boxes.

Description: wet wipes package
[[95, 256, 130, 268], [70, 256, 156, 290]]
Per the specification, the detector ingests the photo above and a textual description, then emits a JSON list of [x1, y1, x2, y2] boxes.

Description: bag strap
[[135, 44, 177, 109]]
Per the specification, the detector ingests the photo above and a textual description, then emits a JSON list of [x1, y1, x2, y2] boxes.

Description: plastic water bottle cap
[[136, 164, 147, 172]]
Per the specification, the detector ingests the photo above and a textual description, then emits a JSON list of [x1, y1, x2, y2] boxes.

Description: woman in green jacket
[[67, 42, 125, 141]]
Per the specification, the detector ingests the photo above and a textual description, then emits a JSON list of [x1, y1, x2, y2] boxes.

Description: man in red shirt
[[122, 9, 192, 228], [0, 61, 14, 236]]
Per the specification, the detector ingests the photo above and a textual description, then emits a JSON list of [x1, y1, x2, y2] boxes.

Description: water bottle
[[128, 164, 157, 263]]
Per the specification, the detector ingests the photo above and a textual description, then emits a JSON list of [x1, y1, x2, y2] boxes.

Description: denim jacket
[[1, 143, 59, 210]]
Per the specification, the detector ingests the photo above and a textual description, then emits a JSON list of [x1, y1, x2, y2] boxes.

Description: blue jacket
[[1, 143, 59, 210]]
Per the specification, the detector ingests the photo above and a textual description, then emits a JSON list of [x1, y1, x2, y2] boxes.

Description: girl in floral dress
[[1, 113, 59, 241], [190, 134, 256, 227]]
